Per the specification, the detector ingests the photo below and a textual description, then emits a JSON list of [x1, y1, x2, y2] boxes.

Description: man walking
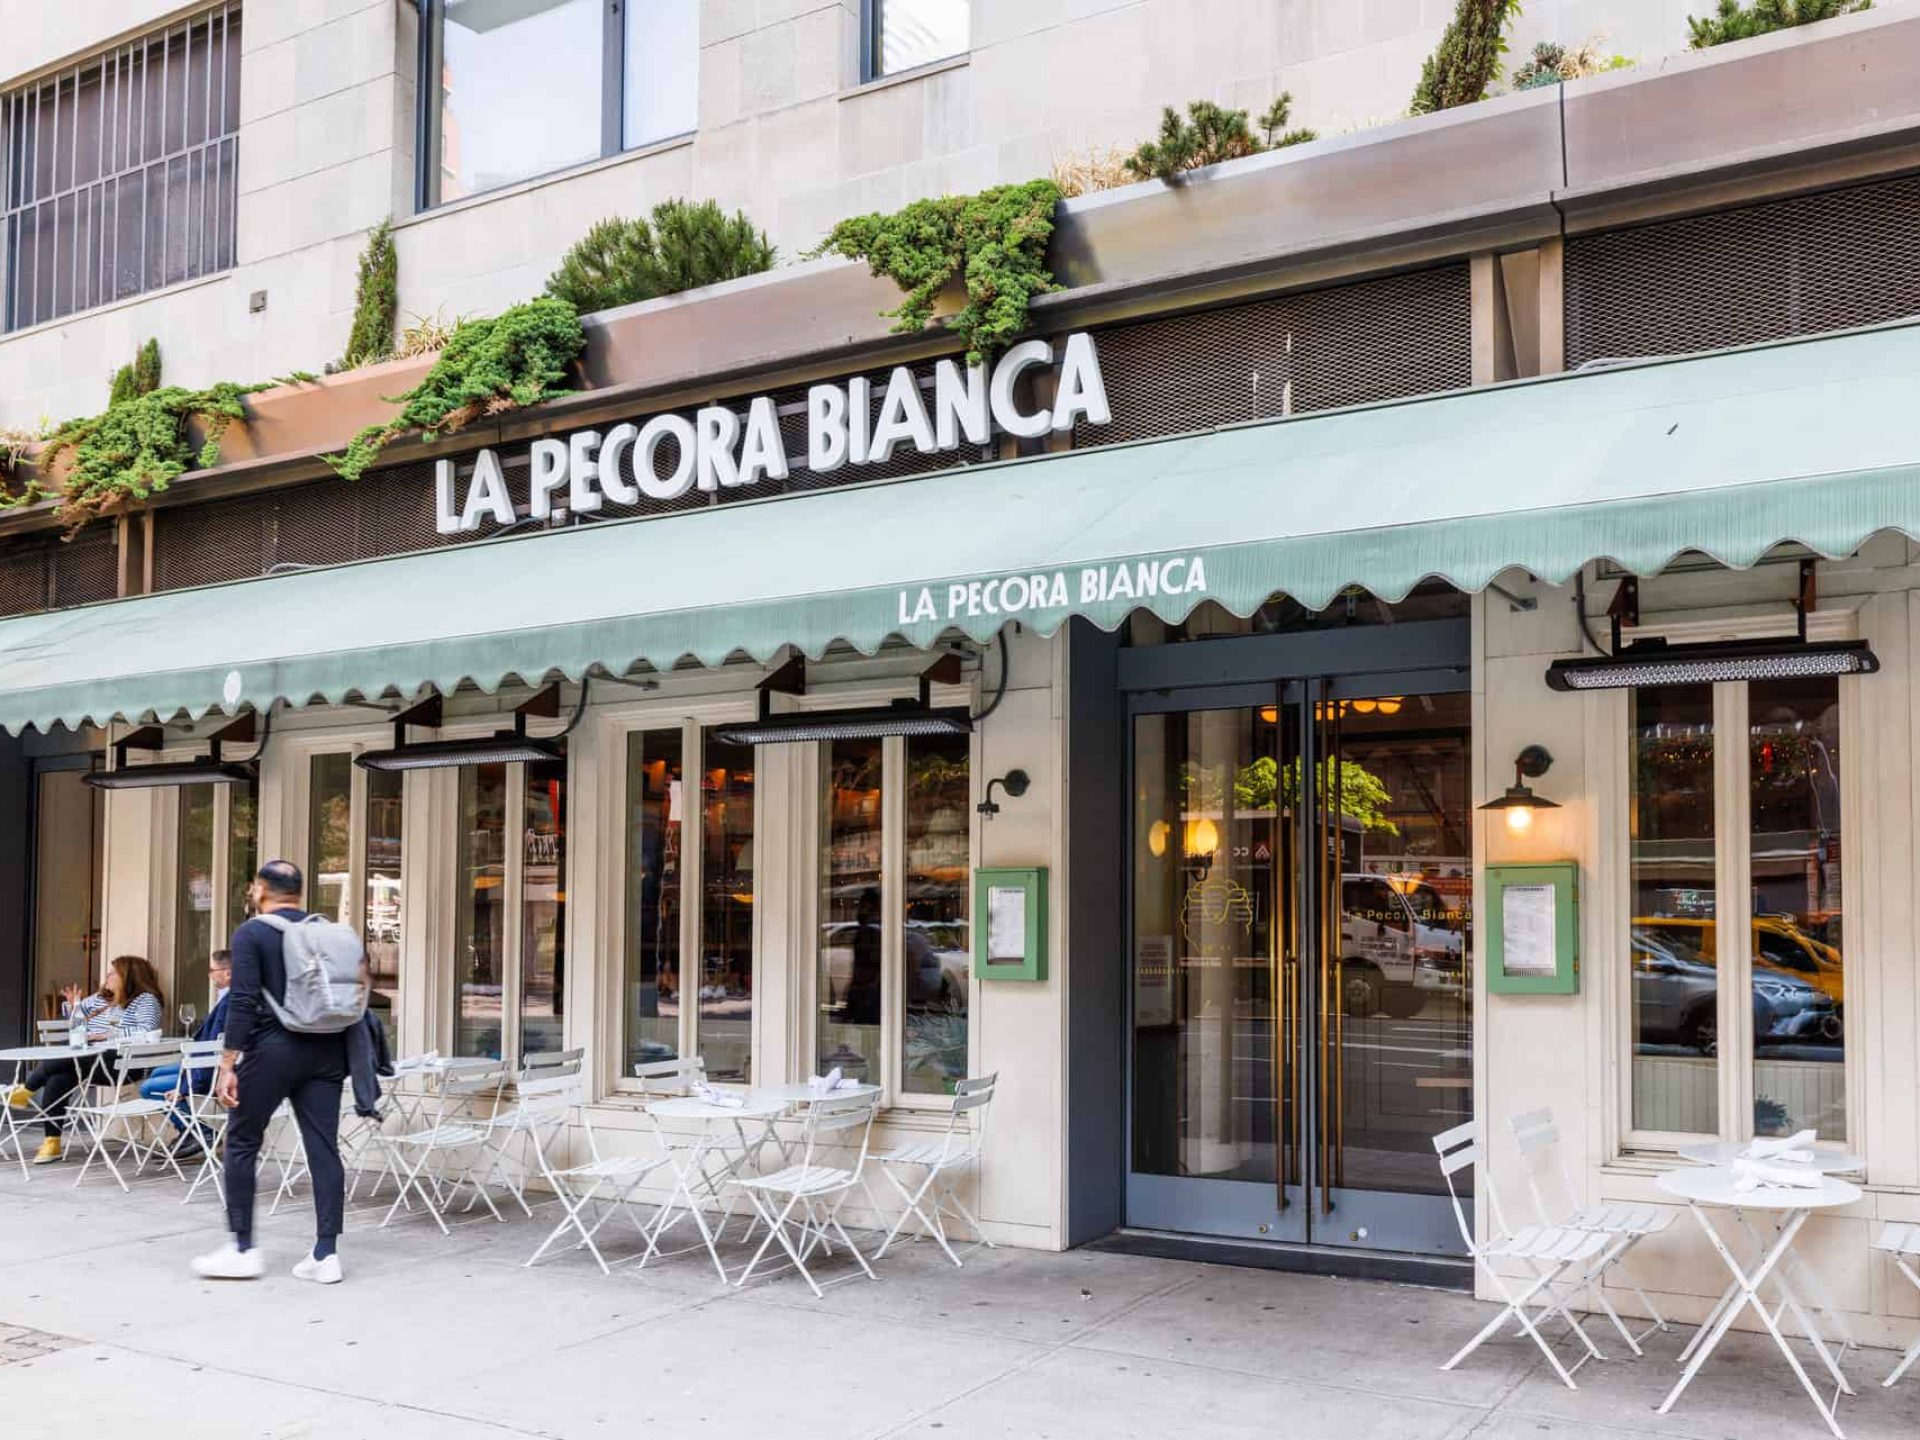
[[193, 860, 350, 1284]]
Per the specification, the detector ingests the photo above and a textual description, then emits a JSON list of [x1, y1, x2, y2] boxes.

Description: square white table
[[1656, 1165, 1863, 1438]]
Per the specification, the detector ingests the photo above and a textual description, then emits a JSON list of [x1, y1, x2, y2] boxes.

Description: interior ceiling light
[[711, 652, 974, 745], [1547, 563, 1878, 692], [85, 715, 258, 790], [354, 687, 566, 772]]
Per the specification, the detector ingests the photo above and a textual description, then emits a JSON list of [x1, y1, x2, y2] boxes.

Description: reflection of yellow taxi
[[1635, 917, 1843, 1009]]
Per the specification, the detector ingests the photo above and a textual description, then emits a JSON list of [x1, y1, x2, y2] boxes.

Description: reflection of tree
[[1196, 756, 1397, 835]]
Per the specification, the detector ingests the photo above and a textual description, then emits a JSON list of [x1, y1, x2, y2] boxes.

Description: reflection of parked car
[[820, 920, 968, 1013], [1637, 917, 1844, 1040], [1632, 926, 1838, 1054], [1341, 874, 1468, 1018]]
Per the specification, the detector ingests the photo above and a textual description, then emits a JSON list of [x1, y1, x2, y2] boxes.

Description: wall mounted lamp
[[976, 768, 1030, 819], [1479, 744, 1559, 835]]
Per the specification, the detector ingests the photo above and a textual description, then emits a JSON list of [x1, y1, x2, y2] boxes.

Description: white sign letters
[[893, 555, 1209, 627], [433, 332, 1112, 536]]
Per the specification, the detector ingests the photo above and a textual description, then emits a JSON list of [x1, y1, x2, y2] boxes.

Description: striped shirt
[[67, 991, 163, 1038]]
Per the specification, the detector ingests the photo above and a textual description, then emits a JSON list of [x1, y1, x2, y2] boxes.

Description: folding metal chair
[[69, 1041, 185, 1191], [732, 1089, 881, 1297], [522, 1075, 673, 1274], [1874, 1223, 1920, 1388], [634, 1056, 706, 1097], [35, 1019, 74, 1044], [377, 1059, 509, 1233], [1509, 1106, 1674, 1354], [161, 1039, 228, 1202], [873, 1072, 996, 1267], [1432, 1120, 1613, 1389], [468, 1048, 591, 1216]]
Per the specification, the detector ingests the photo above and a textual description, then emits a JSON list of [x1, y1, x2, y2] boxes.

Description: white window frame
[[801, 683, 979, 1111], [602, 694, 762, 1093], [1610, 609, 1862, 1155], [155, 764, 253, 1010]]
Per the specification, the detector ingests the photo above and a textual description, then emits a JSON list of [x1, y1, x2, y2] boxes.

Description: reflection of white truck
[[1339, 874, 1466, 1017]]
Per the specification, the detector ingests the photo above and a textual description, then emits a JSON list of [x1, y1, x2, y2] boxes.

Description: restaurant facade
[[4, 1, 1920, 1346]]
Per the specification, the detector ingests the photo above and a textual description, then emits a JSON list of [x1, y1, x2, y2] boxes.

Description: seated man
[[140, 950, 232, 1149]]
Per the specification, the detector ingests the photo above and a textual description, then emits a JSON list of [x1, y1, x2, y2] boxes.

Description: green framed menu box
[[1486, 861, 1580, 995], [973, 866, 1048, 982]]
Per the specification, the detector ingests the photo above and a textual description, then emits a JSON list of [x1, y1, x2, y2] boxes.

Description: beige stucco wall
[[1, 0, 1749, 423], [1476, 548, 1920, 1346]]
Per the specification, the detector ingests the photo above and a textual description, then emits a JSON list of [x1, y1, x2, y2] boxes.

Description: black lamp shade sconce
[[977, 769, 1030, 819], [1479, 744, 1560, 836]]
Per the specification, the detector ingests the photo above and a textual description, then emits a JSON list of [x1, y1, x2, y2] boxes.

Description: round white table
[[1678, 1140, 1864, 1174], [642, 1095, 789, 1283], [0, 1040, 158, 1177], [1656, 1165, 1863, 1438], [752, 1081, 881, 1105]]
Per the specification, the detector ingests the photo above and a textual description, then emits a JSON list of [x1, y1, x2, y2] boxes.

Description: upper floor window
[[420, 0, 698, 209], [1, 4, 241, 333], [865, 0, 970, 79]]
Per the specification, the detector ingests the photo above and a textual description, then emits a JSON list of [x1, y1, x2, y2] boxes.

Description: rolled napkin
[[692, 1081, 746, 1109], [808, 1066, 845, 1096], [1745, 1129, 1818, 1164], [1731, 1158, 1825, 1192]]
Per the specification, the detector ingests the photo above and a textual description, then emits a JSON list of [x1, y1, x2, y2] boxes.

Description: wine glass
[[179, 1002, 198, 1036]]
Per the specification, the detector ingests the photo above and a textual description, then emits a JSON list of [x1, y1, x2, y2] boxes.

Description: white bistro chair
[[378, 1059, 510, 1233], [521, 1074, 674, 1274], [69, 1040, 184, 1191], [469, 1049, 592, 1217], [35, 1019, 73, 1044], [1874, 1223, 1920, 1388], [1432, 1120, 1613, 1390], [873, 1072, 997, 1268], [1509, 1106, 1674, 1354], [732, 1089, 882, 1297], [163, 1039, 230, 1203]]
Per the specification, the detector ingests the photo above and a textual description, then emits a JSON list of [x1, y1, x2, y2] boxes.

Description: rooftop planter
[[3, 5, 1918, 534]]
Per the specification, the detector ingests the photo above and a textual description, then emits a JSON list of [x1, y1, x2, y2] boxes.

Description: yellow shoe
[[5, 1086, 30, 1109], [31, 1137, 62, 1165]]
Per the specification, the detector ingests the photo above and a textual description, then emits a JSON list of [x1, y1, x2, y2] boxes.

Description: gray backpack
[[257, 912, 368, 1034]]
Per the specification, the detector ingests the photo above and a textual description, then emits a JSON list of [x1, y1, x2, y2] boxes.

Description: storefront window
[[175, 785, 217, 1026], [903, 734, 970, 1094], [455, 763, 510, 1059], [1627, 677, 1847, 1142], [623, 730, 683, 1070], [698, 737, 754, 1081], [818, 734, 971, 1095], [175, 778, 256, 1027], [364, 769, 404, 1036], [309, 754, 354, 927], [1630, 686, 1717, 1135], [1749, 677, 1843, 1139], [620, 725, 755, 1081], [521, 757, 568, 1059], [820, 738, 885, 1083]]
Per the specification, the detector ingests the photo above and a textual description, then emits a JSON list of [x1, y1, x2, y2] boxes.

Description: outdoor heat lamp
[[1547, 566, 1879, 691], [354, 687, 566, 772], [712, 653, 973, 745], [1478, 745, 1559, 836], [84, 715, 259, 789]]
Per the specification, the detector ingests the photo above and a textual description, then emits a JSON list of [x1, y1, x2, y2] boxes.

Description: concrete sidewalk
[[2, 1163, 1918, 1440]]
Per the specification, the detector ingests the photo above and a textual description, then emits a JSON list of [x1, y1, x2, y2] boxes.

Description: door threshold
[[1088, 1228, 1473, 1291]]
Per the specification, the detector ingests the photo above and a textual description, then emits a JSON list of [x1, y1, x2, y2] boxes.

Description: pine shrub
[[545, 200, 776, 315]]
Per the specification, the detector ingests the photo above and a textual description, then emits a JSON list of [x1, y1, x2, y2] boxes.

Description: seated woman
[[6, 955, 165, 1165]]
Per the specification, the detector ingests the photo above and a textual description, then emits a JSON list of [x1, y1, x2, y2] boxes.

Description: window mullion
[[504, 762, 527, 1066], [209, 784, 231, 940], [882, 735, 907, 1098], [681, 719, 704, 1064], [601, 0, 624, 158], [348, 750, 369, 932], [1715, 681, 1754, 1142]]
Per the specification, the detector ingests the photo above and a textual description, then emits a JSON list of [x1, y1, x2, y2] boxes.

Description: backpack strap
[[254, 913, 291, 933]]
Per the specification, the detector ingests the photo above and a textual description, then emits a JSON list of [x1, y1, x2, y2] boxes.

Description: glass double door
[[1127, 679, 1474, 1255]]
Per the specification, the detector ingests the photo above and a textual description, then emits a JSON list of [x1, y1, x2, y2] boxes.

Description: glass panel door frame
[[1123, 666, 1473, 1257]]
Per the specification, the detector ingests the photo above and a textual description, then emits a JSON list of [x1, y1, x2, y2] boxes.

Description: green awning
[[2, 318, 1918, 733]]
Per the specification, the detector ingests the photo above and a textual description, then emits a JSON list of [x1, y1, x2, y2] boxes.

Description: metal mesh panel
[[51, 527, 117, 606], [0, 542, 48, 615], [1565, 175, 1920, 369], [1077, 265, 1474, 446], [152, 491, 269, 590]]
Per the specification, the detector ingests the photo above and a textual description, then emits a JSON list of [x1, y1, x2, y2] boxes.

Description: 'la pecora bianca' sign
[[433, 333, 1112, 536]]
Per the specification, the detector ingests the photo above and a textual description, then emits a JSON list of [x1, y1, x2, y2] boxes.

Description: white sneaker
[[292, 1252, 343, 1285], [191, 1240, 265, 1280]]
